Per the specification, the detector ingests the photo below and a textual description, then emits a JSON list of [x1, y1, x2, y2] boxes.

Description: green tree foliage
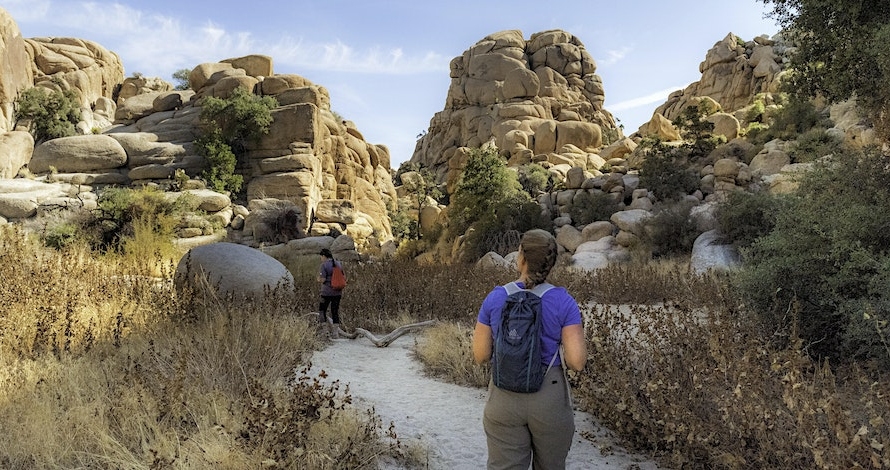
[[639, 105, 723, 201], [640, 200, 701, 258], [448, 146, 523, 236], [14, 86, 81, 144], [84, 187, 194, 253], [390, 163, 443, 241], [736, 147, 890, 363], [569, 191, 619, 226], [462, 193, 552, 261], [760, 0, 890, 138], [716, 190, 786, 249], [517, 163, 552, 196], [172, 68, 191, 90], [195, 87, 278, 193]]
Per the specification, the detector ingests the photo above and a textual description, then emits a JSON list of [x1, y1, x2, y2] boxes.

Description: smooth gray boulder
[[174, 242, 294, 299], [690, 230, 741, 274]]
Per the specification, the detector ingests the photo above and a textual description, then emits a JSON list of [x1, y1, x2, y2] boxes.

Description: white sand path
[[309, 335, 663, 470]]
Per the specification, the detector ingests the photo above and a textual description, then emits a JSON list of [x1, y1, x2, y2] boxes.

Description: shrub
[[638, 142, 700, 201], [461, 194, 551, 260], [735, 147, 890, 363], [517, 163, 551, 196], [416, 322, 489, 388], [748, 96, 833, 146], [639, 199, 700, 258], [448, 145, 522, 237], [789, 127, 844, 163], [569, 190, 620, 225], [172, 68, 191, 90], [14, 86, 81, 144], [86, 187, 194, 256], [716, 190, 786, 249], [196, 87, 277, 193]]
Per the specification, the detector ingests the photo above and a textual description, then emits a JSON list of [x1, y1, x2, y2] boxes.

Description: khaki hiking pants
[[483, 366, 574, 470]]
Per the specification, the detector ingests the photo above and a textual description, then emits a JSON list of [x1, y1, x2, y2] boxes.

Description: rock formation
[[0, 4, 396, 255], [638, 32, 790, 138], [410, 29, 622, 192], [0, 7, 33, 134]]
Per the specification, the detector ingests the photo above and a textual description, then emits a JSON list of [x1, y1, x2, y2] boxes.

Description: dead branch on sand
[[310, 313, 437, 347]]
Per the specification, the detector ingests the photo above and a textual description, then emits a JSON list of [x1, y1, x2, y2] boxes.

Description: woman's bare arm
[[472, 322, 493, 364], [561, 324, 587, 371]]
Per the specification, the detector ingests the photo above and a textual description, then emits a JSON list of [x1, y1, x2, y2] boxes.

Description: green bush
[[735, 147, 890, 363], [14, 86, 81, 144], [195, 130, 242, 192], [716, 190, 786, 249], [640, 199, 700, 258], [569, 191, 620, 225], [517, 163, 551, 196], [448, 146, 522, 237], [86, 187, 195, 253], [638, 143, 700, 201], [196, 87, 277, 193], [461, 194, 551, 260], [789, 127, 844, 163], [748, 97, 833, 146]]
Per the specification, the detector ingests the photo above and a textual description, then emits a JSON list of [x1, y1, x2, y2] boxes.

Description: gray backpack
[[492, 282, 557, 393]]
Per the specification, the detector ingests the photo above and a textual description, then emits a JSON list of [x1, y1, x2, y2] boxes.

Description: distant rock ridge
[[410, 29, 622, 193], [637, 32, 790, 138]]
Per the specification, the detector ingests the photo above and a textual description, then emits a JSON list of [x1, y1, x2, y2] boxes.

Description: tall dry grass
[[410, 257, 890, 469], [0, 226, 408, 469]]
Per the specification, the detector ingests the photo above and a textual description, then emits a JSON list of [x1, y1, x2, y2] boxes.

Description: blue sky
[[3, 1, 779, 167]]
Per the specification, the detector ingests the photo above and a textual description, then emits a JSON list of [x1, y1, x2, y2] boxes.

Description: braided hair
[[519, 229, 558, 289]]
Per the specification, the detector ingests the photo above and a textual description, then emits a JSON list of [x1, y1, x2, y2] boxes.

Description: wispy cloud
[[5, 1, 448, 78], [600, 46, 632, 66], [609, 86, 683, 111]]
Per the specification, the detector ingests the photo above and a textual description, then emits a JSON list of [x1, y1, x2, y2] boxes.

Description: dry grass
[[9, 219, 889, 469], [414, 322, 489, 388], [410, 256, 890, 469], [0, 226, 407, 469]]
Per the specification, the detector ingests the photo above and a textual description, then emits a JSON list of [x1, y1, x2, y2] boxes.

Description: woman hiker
[[472, 229, 587, 469], [317, 248, 346, 339]]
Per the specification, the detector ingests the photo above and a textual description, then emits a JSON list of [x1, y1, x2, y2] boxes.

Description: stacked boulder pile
[[0, 7, 396, 258], [411, 29, 860, 272]]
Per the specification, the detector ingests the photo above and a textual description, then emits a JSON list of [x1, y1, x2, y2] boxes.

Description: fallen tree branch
[[338, 320, 437, 347]]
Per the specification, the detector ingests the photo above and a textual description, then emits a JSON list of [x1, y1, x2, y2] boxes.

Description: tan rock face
[[25, 37, 124, 109], [648, 33, 786, 131], [0, 7, 34, 133], [411, 29, 621, 191]]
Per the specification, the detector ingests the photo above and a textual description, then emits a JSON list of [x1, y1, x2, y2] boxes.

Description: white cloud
[[600, 46, 631, 66], [609, 86, 683, 111], [2, 0, 51, 22]]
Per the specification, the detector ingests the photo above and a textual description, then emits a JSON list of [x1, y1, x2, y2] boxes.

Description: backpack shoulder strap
[[529, 282, 555, 298], [502, 282, 522, 296], [502, 282, 555, 297]]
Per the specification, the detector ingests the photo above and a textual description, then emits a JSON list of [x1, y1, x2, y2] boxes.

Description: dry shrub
[[0, 226, 404, 468], [415, 322, 489, 388], [341, 260, 514, 331], [576, 301, 890, 469]]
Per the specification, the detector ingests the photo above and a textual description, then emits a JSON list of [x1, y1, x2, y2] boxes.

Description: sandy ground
[[309, 334, 663, 470]]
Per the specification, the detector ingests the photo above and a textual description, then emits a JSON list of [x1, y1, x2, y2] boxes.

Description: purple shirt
[[319, 259, 344, 296], [477, 282, 581, 366]]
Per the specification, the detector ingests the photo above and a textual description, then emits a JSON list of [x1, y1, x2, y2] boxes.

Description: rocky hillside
[[411, 29, 621, 194], [0, 7, 396, 256]]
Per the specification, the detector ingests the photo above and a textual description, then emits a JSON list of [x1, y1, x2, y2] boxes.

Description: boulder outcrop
[[0, 7, 32, 134], [410, 29, 622, 192]]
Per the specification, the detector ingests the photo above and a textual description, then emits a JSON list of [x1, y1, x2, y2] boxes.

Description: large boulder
[[409, 29, 621, 189], [0, 131, 34, 178], [25, 37, 124, 109], [29, 134, 127, 173], [690, 230, 740, 274], [0, 8, 33, 133], [174, 242, 294, 299]]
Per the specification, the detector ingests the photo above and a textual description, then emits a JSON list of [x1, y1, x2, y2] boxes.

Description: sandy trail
[[309, 334, 662, 470]]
